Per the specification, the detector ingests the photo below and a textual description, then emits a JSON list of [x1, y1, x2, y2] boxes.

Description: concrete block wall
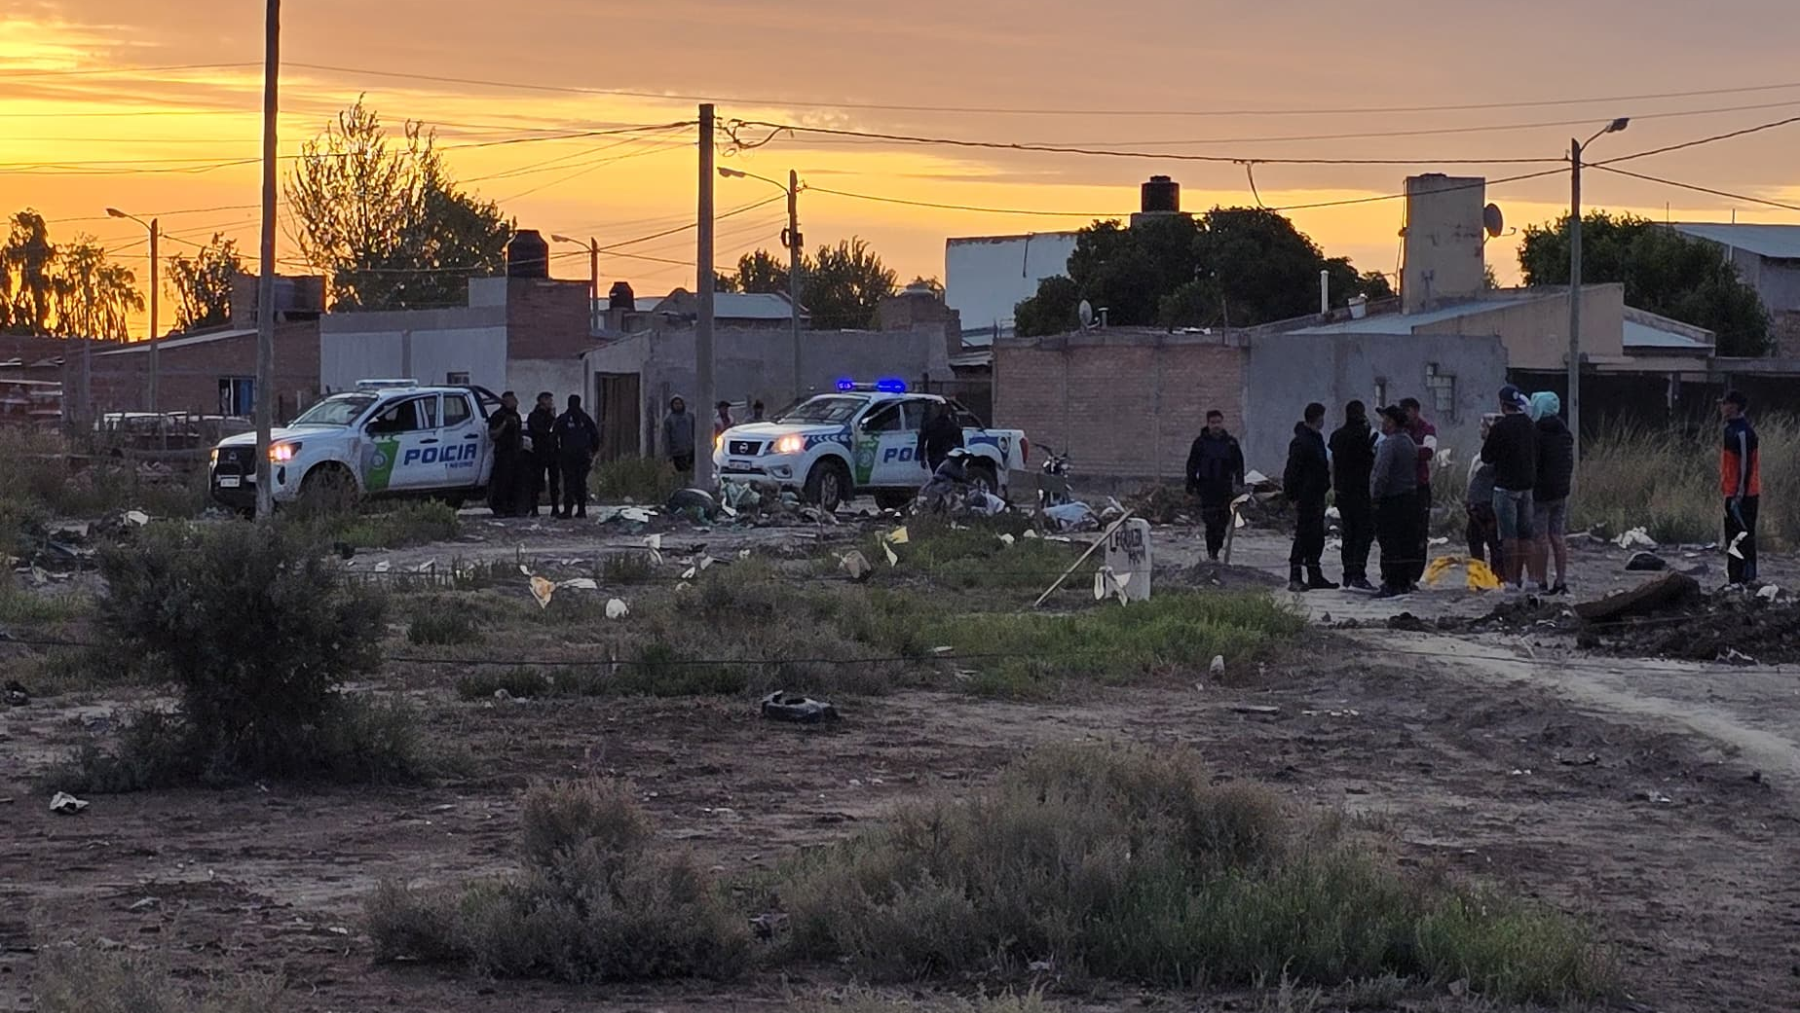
[[993, 330, 1247, 481]]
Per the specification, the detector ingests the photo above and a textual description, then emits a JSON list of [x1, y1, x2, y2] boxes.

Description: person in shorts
[[1482, 385, 1537, 590]]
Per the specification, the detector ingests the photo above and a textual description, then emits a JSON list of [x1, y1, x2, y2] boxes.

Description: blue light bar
[[836, 378, 855, 391], [875, 378, 908, 393]]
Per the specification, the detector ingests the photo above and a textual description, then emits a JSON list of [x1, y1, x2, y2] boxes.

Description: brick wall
[[86, 321, 321, 422], [994, 330, 1247, 480], [505, 278, 592, 360]]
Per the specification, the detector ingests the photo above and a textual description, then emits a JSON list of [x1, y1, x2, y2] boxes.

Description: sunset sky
[[6, 0, 1800, 339]]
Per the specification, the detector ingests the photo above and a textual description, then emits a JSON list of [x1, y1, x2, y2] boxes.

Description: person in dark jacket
[[486, 390, 525, 517], [1482, 385, 1538, 589], [1371, 405, 1420, 598], [1720, 389, 1761, 586], [1186, 409, 1245, 561], [662, 396, 695, 474], [525, 391, 560, 518], [1283, 402, 1336, 592], [1328, 400, 1377, 590], [916, 402, 965, 473], [1400, 397, 1438, 584], [1465, 415, 1504, 578], [1529, 391, 1574, 594], [554, 394, 600, 519]]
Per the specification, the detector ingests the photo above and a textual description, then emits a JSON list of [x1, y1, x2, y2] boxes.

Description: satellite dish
[[1078, 299, 1094, 330], [1483, 203, 1505, 239]]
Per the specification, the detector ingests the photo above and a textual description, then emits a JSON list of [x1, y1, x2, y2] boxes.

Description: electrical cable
[[1587, 165, 1800, 213], [804, 185, 1114, 218]]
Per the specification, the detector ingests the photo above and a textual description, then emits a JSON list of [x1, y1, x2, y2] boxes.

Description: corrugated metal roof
[[96, 328, 255, 356], [1623, 318, 1711, 351], [1673, 223, 1800, 260]]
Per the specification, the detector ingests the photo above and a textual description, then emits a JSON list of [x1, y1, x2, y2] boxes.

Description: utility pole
[[587, 238, 599, 332], [1567, 135, 1583, 473], [786, 169, 803, 404], [694, 103, 716, 490], [254, 0, 280, 519], [148, 218, 159, 415], [1566, 117, 1627, 475]]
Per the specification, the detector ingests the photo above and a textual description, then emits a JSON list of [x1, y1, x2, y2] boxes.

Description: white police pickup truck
[[713, 380, 1029, 511], [209, 380, 497, 512]]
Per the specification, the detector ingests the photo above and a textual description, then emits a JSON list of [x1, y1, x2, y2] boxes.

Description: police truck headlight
[[209, 448, 219, 467], [774, 435, 804, 455], [269, 442, 301, 463]]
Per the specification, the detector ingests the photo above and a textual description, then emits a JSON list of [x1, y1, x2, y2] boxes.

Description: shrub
[[599, 550, 655, 585], [322, 499, 462, 549], [775, 744, 1611, 1003], [594, 456, 682, 503], [31, 945, 280, 1013], [409, 609, 483, 646], [66, 521, 427, 786], [366, 778, 751, 983], [456, 667, 551, 700]]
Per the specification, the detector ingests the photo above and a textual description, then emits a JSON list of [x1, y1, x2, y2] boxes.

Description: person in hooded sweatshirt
[[1482, 385, 1538, 590], [662, 395, 696, 475], [1529, 391, 1574, 594], [1328, 400, 1377, 590], [1283, 401, 1336, 592], [1185, 409, 1245, 562]]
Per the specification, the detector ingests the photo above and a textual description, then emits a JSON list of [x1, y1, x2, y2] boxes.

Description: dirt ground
[[4, 510, 1800, 1012]]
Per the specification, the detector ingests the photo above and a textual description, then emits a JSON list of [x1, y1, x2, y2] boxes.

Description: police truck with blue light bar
[[208, 380, 500, 513], [712, 379, 1030, 511]]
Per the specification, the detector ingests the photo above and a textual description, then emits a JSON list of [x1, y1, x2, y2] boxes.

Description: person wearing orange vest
[[1720, 390, 1761, 586]]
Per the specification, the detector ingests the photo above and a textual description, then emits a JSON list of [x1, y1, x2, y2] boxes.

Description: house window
[[446, 371, 471, 385], [219, 377, 255, 416]]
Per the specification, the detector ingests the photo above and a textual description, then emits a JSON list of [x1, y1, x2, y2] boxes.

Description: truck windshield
[[780, 396, 865, 424], [291, 393, 377, 427]]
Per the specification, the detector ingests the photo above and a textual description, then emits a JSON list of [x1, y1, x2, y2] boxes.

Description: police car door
[[439, 391, 485, 489], [863, 400, 916, 486], [361, 395, 443, 493]]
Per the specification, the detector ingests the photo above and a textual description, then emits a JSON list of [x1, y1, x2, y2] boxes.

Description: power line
[[1588, 165, 1800, 213], [806, 186, 1114, 218], [0, 62, 258, 80], [282, 60, 1800, 120], [1596, 113, 1800, 166], [725, 119, 1565, 166]]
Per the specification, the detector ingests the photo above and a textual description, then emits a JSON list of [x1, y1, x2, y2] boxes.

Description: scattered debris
[[760, 691, 840, 724], [1573, 572, 1700, 623], [529, 575, 556, 609], [604, 598, 630, 620], [127, 897, 160, 912], [749, 912, 789, 939], [49, 791, 89, 815], [666, 488, 718, 522], [1209, 655, 1225, 676], [124, 510, 150, 527], [1757, 584, 1781, 601], [3, 679, 27, 707], [1386, 612, 1431, 633], [1625, 552, 1668, 572], [1231, 704, 1281, 717], [1639, 790, 1675, 805], [1613, 527, 1657, 550], [839, 550, 874, 582]]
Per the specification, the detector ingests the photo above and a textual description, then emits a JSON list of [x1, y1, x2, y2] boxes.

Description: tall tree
[[50, 238, 142, 340], [166, 233, 243, 330], [285, 98, 513, 311], [803, 237, 897, 330], [1015, 208, 1386, 336], [1518, 211, 1770, 356], [3, 210, 57, 336], [906, 275, 945, 298], [733, 249, 791, 294]]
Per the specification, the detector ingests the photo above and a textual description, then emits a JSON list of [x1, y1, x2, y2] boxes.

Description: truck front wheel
[[803, 459, 851, 513]]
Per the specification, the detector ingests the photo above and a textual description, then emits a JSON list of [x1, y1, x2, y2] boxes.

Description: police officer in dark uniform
[[525, 391, 560, 517], [487, 391, 525, 517]]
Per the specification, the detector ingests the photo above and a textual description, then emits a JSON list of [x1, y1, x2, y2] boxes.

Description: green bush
[[409, 609, 483, 646], [319, 499, 462, 549], [366, 778, 751, 983], [775, 744, 1612, 1003], [63, 521, 427, 787]]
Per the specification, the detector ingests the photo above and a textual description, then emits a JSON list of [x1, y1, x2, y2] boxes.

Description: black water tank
[[506, 229, 549, 278], [1141, 175, 1180, 214], [608, 280, 635, 311]]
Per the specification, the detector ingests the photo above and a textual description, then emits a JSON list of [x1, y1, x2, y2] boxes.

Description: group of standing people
[[1463, 386, 1574, 594], [1277, 398, 1441, 597], [485, 390, 600, 518]]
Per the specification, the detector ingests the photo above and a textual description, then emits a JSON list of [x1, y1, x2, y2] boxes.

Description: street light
[[552, 234, 600, 332], [1568, 116, 1628, 472], [718, 166, 805, 403], [106, 207, 161, 423]]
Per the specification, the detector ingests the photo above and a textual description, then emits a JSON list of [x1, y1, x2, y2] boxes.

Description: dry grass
[[31, 945, 281, 1013], [773, 744, 1613, 1004], [1575, 416, 1800, 547]]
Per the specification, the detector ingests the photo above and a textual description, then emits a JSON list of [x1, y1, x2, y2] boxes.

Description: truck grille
[[728, 439, 762, 456], [216, 447, 255, 475]]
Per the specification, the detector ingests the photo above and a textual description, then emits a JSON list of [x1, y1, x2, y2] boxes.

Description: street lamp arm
[[717, 166, 789, 194]]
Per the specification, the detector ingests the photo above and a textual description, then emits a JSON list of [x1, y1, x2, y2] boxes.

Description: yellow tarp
[[1423, 556, 1502, 591]]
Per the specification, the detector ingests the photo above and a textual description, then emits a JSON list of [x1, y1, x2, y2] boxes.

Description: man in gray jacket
[[662, 395, 696, 475], [1370, 405, 1420, 598]]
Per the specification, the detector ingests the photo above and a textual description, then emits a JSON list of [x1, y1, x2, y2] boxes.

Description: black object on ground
[[760, 691, 839, 724], [1625, 552, 1668, 572]]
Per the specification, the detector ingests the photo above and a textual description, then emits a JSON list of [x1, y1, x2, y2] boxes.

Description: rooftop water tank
[[1141, 175, 1180, 214], [506, 229, 549, 279]]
